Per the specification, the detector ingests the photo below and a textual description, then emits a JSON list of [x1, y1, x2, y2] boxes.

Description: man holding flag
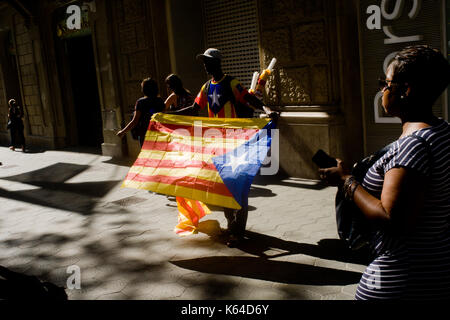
[[172, 48, 278, 247]]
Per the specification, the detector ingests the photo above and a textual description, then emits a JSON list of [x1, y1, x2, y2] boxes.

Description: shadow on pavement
[[174, 221, 364, 286], [248, 185, 277, 198], [252, 172, 328, 191], [102, 157, 136, 167], [197, 220, 370, 264], [22, 147, 46, 154], [0, 265, 67, 300], [240, 231, 371, 265], [171, 256, 362, 286], [0, 163, 122, 215]]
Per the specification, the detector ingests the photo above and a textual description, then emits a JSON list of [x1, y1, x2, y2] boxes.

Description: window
[[202, 0, 260, 88]]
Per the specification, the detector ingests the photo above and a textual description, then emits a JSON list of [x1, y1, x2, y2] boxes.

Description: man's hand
[[263, 106, 280, 122]]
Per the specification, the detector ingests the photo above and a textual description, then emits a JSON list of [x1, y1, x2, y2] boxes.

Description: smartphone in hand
[[312, 149, 338, 168]]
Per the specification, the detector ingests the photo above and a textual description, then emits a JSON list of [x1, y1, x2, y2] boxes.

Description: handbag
[[6, 119, 12, 130], [335, 142, 394, 251]]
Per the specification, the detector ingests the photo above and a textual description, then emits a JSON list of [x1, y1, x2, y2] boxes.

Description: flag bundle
[[174, 197, 211, 236], [122, 113, 276, 233]]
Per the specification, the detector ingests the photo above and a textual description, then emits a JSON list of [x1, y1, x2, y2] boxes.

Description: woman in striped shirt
[[319, 45, 450, 300]]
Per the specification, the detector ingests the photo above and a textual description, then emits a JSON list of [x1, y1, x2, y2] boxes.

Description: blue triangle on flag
[[212, 121, 276, 207]]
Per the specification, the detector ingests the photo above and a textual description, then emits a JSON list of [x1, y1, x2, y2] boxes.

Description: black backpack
[[205, 75, 255, 118], [336, 142, 394, 251], [336, 135, 432, 253]]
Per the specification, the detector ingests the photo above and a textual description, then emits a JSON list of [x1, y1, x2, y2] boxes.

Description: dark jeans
[[9, 123, 25, 148], [224, 206, 248, 237]]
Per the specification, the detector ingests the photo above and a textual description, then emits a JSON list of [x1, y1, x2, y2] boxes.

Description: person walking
[[164, 74, 194, 112], [319, 45, 450, 300], [7, 99, 25, 152], [171, 48, 278, 247], [117, 77, 165, 147]]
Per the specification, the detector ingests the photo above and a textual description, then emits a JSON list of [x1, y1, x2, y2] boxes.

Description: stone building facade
[[6, 0, 440, 179]]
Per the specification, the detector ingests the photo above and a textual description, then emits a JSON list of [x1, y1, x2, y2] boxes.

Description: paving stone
[[0, 146, 359, 300], [271, 284, 324, 300]]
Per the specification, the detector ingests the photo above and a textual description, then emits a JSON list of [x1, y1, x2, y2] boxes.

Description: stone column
[[90, 0, 126, 158]]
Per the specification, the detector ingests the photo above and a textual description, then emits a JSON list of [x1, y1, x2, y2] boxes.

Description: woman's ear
[[401, 85, 411, 99], [405, 85, 411, 97]]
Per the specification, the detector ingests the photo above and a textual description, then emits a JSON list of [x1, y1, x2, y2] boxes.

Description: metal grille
[[203, 0, 260, 88]]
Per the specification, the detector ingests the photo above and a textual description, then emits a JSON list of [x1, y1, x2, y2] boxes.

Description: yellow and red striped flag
[[174, 197, 211, 236], [122, 113, 276, 234]]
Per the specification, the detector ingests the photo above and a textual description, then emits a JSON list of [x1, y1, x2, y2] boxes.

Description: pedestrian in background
[[7, 99, 25, 152], [117, 77, 165, 147], [164, 74, 194, 112], [319, 45, 450, 300]]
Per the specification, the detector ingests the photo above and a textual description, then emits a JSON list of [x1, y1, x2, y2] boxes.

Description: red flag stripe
[[149, 121, 260, 140], [125, 173, 233, 197], [194, 200, 207, 217], [133, 158, 217, 171], [177, 198, 200, 225]]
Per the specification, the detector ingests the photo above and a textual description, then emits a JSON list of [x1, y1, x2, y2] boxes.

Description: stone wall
[[111, 0, 171, 157], [0, 72, 7, 138], [259, 0, 336, 107], [13, 15, 46, 138], [257, 0, 364, 179]]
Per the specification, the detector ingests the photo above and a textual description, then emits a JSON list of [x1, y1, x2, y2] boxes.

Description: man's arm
[[166, 103, 200, 116], [243, 93, 279, 120], [167, 84, 207, 116], [243, 92, 264, 111]]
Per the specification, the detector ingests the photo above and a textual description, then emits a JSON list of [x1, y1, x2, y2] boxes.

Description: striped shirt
[[356, 118, 450, 300]]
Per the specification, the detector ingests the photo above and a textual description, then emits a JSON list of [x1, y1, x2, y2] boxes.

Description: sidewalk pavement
[[0, 146, 367, 300]]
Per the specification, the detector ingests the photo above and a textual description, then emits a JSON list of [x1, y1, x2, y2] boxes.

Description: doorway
[[64, 35, 103, 147]]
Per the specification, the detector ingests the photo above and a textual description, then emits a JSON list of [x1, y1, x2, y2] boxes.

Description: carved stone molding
[[259, 0, 333, 107], [279, 67, 311, 105]]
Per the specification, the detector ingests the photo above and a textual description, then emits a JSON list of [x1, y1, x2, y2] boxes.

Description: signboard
[[359, 0, 445, 153], [56, 4, 91, 39]]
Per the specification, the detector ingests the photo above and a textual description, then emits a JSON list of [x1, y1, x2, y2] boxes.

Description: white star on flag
[[224, 152, 249, 173], [209, 88, 221, 108]]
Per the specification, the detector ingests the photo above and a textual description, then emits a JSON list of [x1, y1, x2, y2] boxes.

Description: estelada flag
[[122, 113, 276, 210]]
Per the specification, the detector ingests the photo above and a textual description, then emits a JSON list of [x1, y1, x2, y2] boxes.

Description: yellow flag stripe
[[137, 150, 215, 162], [153, 113, 270, 129], [122, 179, 241, 209], [143, 130, 249, 149]]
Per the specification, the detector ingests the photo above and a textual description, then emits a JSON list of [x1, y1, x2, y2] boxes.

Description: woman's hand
[[318, 159, 351, 187]]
